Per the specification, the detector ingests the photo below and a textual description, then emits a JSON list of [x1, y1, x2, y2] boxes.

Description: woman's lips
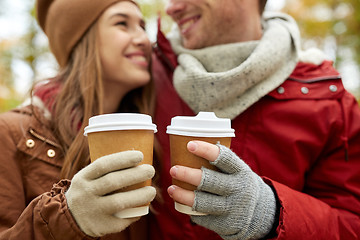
[[126, 53, 149, 68]]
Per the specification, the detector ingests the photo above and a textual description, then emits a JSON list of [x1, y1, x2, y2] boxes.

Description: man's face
[[166, 0, 261, 49]]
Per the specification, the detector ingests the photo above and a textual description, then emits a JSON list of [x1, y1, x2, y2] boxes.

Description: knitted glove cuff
[[192, 144, 277, 240], [235, 178, 277, 240]]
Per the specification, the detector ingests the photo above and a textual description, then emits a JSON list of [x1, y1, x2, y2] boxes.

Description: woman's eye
[[116, 21, 127, 27]]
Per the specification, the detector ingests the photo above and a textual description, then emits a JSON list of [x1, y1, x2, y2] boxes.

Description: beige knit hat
[[36, 0, 137, 67]]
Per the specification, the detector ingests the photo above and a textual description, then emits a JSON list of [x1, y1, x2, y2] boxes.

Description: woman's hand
[[66, 150, 156, 237], [168, 141, 277, 240]]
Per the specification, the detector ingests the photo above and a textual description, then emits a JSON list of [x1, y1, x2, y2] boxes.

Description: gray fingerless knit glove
[[191, 144, 276, 240], [65, 150, 156, 237]]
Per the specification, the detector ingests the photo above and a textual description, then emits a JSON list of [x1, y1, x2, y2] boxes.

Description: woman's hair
[[259, 0, 267, 15], [38, 19, 154, 179]]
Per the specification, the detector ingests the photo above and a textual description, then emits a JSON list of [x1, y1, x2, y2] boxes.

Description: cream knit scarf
[[168, 13, 302, 119]]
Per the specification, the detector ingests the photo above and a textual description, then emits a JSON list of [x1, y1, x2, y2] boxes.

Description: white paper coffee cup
[[84, 113, 157, 218], [167, 112, 235, 215]]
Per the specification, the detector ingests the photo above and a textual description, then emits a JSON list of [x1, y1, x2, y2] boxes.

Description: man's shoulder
[[289, 60, 340, 82], [268, 60, 344, 100]]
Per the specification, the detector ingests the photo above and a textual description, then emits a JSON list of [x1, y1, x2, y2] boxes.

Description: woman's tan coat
[[0, 105, 147, 240]]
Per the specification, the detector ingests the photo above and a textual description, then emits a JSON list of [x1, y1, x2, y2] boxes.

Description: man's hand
[[167, 140, 219, 206], [168, 141, 277, 240]]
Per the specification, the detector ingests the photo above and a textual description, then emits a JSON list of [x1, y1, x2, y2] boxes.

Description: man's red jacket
[[149, 28, 360, 239]]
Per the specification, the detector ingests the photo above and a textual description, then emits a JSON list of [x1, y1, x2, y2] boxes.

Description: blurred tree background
[[283, 0, 360, 96], [0, 0, 359, 113]]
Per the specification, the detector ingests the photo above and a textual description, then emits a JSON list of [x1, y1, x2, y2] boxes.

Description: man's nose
[[166, 0, 186, 18]]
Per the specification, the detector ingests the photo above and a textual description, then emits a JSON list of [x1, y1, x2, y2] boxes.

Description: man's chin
[[182, 39, 202, 50]]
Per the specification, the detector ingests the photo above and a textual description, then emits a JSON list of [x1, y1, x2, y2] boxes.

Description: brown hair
[[259, 0, 267, 15], [36, 0, 137, 67], [36, 19, 154, 179]]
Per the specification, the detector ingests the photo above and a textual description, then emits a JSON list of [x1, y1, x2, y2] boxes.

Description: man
[[150, 0, 360, 239]]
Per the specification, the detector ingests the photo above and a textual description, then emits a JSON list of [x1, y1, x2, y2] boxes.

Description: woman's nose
[[132, 28, 150, 47]]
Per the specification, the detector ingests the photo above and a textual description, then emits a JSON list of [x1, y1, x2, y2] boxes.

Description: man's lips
[[178, 16, 200, 35]]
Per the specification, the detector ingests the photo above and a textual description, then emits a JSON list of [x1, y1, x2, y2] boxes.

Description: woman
[[0, 0, 156, 239]]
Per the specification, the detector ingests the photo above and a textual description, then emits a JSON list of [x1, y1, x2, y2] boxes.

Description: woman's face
[[98, 1, 151, 93]]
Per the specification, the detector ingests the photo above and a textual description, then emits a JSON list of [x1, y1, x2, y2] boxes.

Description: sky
[[0, 0, 34, 41], [1, 0, 359, 96], [0, 0, 285, 41], [0, 0, 281, 95]]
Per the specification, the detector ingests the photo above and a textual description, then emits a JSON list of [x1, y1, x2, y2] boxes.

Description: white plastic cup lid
[[84, 113, 157, 136], [166, 112, 235, 137]]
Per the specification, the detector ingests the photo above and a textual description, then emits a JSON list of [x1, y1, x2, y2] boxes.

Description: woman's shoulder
[[0, 101, 63, 168], [0, 99, 54, 148], [0, 96, 51, 124], [0, 104, 34, 138]]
